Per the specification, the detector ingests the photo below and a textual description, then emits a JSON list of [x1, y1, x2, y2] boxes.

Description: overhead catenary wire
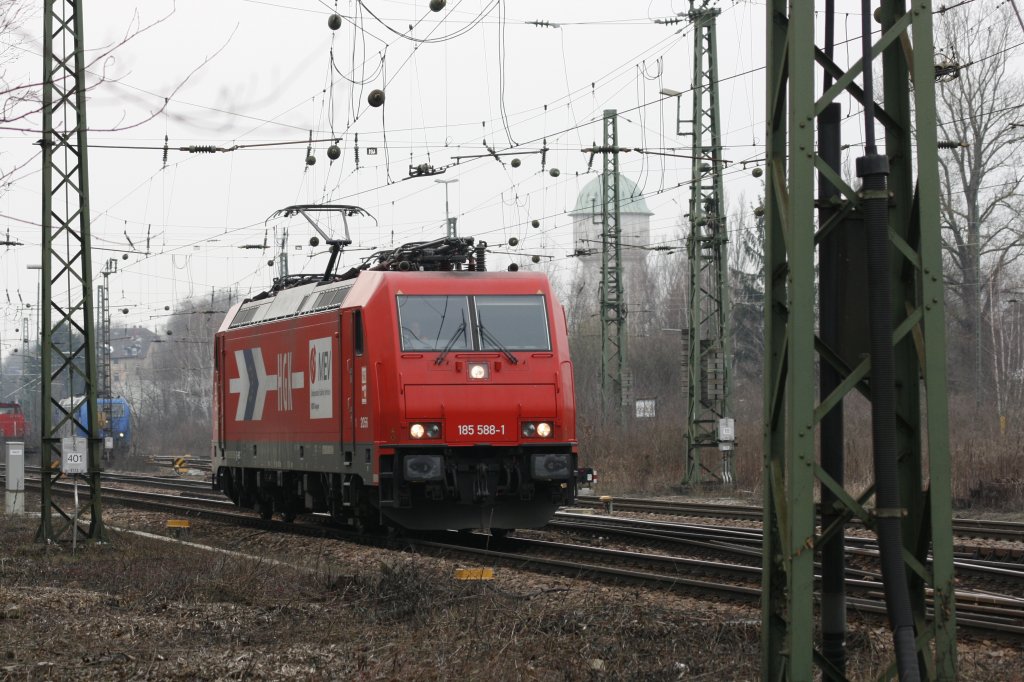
[[11, 1, 1021, 348]]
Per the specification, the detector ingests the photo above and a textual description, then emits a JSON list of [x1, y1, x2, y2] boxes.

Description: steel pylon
[[597, 110, 628, 415], [37, 0, 106, 543], [762, 0, 956, 678], [682, 0, 733, 486], [98, 258, 117, 457]]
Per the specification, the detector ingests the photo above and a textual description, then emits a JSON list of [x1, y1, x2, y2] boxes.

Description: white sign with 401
[[61, 436, 87, 474]]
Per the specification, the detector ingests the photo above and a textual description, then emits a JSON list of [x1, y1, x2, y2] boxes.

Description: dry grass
[[0, 515, 765, 680]]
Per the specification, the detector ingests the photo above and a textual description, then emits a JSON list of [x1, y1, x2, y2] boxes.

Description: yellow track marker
[[454, 567, 494, 581]]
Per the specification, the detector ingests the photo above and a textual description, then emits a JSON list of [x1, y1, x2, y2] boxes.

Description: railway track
[[7, 466, 1023, 557], [550, 512, 1024, 599], [575, 495, 1024, 543], [12, 474, 1023, 638]]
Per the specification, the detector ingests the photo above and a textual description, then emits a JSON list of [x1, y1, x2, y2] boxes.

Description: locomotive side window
[[474, 295, 550, 351], [397, 295, 471, 351], [353, 309, 364, 356]]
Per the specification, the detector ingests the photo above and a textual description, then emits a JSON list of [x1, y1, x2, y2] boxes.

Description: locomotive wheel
[[222, 469, 236, 501], [353, 510, 384, 535]]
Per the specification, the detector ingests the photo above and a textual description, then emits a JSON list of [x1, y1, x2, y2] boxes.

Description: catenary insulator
[[306, 154, 316, 166], [267, 259, 274, 266], [367, 89, 385, 108], [508, 237, 519, 246], [429, 0, 446, 11], [121, 308, 129, 315], [327, 144, 341, 160], [309, 236, 320, 247], [531, 219, 540, 228], [121, 253, 128, 260], [752, 167, 763, 178], [328, 14, 342, 30], [475, 242, 487, 271], [549, 168, 560, 177], [507, 263, 519, 272], [531, 255, 540, 263], [510, 158, 521, 168]]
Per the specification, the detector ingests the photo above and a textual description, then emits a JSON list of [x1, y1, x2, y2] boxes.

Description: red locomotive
[[212, 205, 578, 532], [0, 401, 27, 440]]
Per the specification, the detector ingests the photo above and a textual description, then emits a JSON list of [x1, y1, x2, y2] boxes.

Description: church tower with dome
[[568, 172, 653, 268]]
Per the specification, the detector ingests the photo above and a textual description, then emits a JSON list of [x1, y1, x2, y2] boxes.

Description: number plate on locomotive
[[450, 422, 516, 441]]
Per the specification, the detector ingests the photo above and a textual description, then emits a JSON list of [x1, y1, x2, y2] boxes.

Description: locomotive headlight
[[404, 454, 444, 481], [531, 453, 572, 480], [118, 432, 125, 438], [468, 362, 489, 380], [521, 422, 553, 438], [409, 422, 441, 439]]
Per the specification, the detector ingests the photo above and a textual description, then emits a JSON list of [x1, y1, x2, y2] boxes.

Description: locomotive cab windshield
[[397, 294, 551, 353]]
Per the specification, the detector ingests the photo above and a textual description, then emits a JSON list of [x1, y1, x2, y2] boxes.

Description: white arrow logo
[[228, 348, 305, 421]]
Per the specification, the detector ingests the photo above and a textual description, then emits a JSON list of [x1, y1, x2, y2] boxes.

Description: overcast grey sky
[[0, 0, 1014, 361], [0, 1, 772, 350]]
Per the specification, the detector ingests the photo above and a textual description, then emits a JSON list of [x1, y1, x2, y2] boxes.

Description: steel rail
[[575, 495, 1024, 542]]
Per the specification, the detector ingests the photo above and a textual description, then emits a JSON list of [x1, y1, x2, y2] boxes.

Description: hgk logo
[[228, 348, 305, 421]]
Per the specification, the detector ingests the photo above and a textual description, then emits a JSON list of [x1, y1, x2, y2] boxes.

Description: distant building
[[568, 172, 653, 268], [110, 326, 158, 392]]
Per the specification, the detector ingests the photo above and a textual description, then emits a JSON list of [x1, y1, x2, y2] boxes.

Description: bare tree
[[0, 1, 228, 189], [986, 262, 1024, 421], [935, 0, 1024, 397], [728, 197, 765, 380], [131, 290, 232, 457]]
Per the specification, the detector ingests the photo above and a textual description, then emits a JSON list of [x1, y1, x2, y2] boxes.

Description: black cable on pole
[[858, 0, 919, 677]]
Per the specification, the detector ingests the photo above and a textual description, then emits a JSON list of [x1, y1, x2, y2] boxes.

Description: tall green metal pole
[[99, 258, 117, 458], [37, 0, 106, 543], [682, 0, 733, 487], [762, 0, 956, 678], [597, 110, 628, 416]]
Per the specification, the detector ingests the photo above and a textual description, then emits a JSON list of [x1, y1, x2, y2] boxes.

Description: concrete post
[[5, 441, 25, 515]]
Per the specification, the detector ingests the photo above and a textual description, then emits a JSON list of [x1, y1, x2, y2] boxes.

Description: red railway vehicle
[[0, 402, 27, 440], [212, 205, 578, 532]]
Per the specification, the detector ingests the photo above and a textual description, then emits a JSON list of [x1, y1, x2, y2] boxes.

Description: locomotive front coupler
[[472, 463, 491, 502]]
